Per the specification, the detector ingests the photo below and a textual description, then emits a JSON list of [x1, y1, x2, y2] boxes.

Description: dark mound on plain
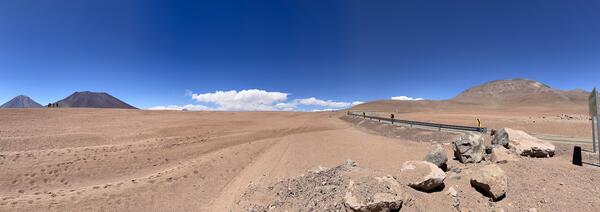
[[54, 91, 137, 109], [1, 95, 43, 108]]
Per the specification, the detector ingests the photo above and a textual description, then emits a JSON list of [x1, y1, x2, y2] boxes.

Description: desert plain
[[1, 104, 599, 211]]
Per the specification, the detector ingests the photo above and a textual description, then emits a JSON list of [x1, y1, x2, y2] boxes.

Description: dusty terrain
[[1, 108, 599, 211]]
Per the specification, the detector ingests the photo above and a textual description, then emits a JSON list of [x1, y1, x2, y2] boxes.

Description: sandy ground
[[1, 109, 599, 211]]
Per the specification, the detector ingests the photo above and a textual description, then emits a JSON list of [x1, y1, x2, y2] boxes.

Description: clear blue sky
[[1, 0, 599, 110]]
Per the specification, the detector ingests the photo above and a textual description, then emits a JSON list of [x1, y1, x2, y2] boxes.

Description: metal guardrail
[[347, 111, 487, 134]]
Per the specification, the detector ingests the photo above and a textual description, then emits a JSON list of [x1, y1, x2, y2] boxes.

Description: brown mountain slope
[[352, 78, 589, 113], [452, 78, 587, 105]]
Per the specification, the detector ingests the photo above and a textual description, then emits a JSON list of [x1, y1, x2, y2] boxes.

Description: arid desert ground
[[1, 107, 599, 211]]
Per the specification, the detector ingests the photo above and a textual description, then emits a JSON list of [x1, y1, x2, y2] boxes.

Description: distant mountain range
[[0, 95, 43, 108], [1, 91, 136, 109], [352, 78, 590, 112]]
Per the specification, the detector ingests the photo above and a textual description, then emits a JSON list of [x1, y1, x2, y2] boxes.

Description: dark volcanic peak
[[452, 78, 587, 105], [0, 95, 43, 108], [54, 91, 137, 109]]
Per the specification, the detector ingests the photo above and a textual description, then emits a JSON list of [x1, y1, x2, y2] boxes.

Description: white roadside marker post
[[593, 116, 597, 153], [589, 88, 599, 161], [596, 115, 600, 164]]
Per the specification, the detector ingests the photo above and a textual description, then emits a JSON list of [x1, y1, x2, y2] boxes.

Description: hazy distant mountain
[[452, 78, 588, 105], [53, 91, 137, 109], [0, 95, 43, 108], [352, 78, 589, 112]]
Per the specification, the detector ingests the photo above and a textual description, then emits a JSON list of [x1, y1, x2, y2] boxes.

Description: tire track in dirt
[[0, 124, 340, 211]]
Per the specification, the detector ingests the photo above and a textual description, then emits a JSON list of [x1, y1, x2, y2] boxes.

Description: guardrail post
[[592, 116, 597, 153]]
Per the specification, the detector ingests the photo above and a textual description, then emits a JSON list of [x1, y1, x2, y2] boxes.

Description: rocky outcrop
[[424, 144, 448, 170], [493, 128, 555, 157], [344, 176, 404, 211], [400, 161, 446, 192], [453, 132, 485, 163], [470, 164, 507, 201]]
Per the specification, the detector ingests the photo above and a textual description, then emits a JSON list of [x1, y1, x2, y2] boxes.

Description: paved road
[[534, 134, 593, 145], [354, 114, 595, 146]]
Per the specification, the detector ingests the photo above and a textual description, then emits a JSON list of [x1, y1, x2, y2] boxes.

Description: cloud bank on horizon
[[148, 89, 364, 112], [390, 96, 424, 101]]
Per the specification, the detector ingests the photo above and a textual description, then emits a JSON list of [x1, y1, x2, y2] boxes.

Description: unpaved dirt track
[[1, 109, 599, 211], [0, 109, 431, 211]]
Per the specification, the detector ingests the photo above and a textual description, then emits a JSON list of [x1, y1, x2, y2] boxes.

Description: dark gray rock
[[452, 132, 485, 163], [424, 144, 448, 170], [491, 128, 510, 148]]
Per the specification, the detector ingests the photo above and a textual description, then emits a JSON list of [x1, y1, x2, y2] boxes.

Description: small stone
[[528, 208, 538, 212], [345, 159, 357, 167], [447, 186, 458, 197]]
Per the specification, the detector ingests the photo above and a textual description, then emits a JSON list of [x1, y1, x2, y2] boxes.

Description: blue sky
[[1, 0, 599, 110]]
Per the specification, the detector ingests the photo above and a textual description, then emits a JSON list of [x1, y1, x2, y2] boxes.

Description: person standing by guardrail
[[390, 113, 395, 124]]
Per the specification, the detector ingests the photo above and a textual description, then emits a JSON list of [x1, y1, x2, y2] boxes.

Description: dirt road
[[0, 109, 432, 211]]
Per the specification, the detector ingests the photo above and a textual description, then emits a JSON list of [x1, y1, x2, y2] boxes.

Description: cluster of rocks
[[243, 160, 408, 212], [447, 127, 556, 202], [491, 128, 555, 158], [243, 127, 555, 211]]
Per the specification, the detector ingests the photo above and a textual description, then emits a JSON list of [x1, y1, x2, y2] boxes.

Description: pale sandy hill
[[353, 78, 589, 114], [452, 78, 588, 106]]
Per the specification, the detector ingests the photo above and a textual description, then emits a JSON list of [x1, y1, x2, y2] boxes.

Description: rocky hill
[[0, 95, 43, 108], [452, 78, 588, 105], [352, 78, 589, 112]]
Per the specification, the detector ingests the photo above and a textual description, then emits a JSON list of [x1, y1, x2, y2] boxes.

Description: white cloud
[[274, 102, 296, 111], [294, 97, 352, 108], [191, 89, 289, 111], [351, 101, 364, 106], [149, 89, 364, 111], [148, 104, 211, 111], [391, 96, 424, 101], [311, 108, 337, 112]]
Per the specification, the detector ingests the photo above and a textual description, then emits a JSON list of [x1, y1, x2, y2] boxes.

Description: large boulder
[[344, 176, 404, 211], [400, 161, 446, 192], [490, 146, 519, 164], [493, 128, 555, 157], [424, 144, 448, 170], [470, 164, 507, 201], [453, 132, 485, 163]]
